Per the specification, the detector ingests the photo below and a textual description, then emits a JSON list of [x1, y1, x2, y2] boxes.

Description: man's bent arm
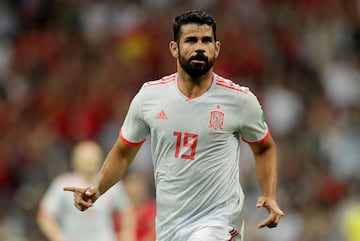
[[96, 138, 141, 195], [249, 134, 278, 198], [249, 134, 284, 228]]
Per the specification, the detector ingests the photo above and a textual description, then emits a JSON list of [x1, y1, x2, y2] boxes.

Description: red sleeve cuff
[[119, 128, 146, 146], [242, 129, 270, 145]]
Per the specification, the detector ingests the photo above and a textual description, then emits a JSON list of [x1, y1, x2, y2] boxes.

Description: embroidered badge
[[208, 110, 224, 130]]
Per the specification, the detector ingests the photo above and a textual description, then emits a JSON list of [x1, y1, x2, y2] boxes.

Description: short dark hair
[[172, 10, 217, 43]]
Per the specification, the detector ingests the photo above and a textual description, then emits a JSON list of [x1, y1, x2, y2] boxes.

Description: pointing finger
[[63, 186, 85, 193]]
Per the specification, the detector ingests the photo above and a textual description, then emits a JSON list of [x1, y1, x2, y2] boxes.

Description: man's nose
[[194, 41, 206, 51]]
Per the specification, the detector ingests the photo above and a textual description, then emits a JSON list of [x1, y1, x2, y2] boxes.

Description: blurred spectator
[[262, 78, 304, 137], [37, 141, 136, 241], [321, 58, 360, 109]]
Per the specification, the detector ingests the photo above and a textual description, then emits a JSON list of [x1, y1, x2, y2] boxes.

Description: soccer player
[[37, 141, 136, 241], [64, 10, 285, 241]]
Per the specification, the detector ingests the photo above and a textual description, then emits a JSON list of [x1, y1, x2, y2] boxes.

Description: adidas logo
[[155, 110, 168, 119]]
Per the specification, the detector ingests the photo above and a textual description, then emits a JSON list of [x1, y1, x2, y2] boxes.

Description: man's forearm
[[250, 136, 279, 198], [255, 145, 278, 198], [95, 146, 131, 195], [95, 139, 141, 195]]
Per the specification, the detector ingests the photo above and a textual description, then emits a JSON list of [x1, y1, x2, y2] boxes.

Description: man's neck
[[177, 70, 213, 99]]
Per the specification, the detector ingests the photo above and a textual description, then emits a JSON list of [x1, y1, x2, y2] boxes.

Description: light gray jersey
[[120, 73, 269, 241], [38, 173, 131, 241]]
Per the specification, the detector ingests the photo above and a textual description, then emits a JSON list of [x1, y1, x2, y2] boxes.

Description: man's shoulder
[[143, 73, 176, 88], [214, 73, 250, 95]]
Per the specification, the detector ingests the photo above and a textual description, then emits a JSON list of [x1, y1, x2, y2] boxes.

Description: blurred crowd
[[0, 0, 360, 241]]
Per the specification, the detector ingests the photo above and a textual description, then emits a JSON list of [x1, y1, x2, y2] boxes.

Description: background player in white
[[37, 141, 136, 241], [64, 10, 284, 241]]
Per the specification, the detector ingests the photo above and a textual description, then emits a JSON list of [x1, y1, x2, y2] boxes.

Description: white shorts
[[188, 225, 240, 241]]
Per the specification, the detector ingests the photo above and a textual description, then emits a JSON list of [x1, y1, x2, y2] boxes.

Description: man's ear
[[169, 41, 178, 58], [215, 41, 221, 59]]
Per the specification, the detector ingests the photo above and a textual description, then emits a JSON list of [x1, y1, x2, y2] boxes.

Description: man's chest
[[142, 97, 241, 152]]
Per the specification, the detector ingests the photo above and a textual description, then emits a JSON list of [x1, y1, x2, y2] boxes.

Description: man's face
[[172, 24, 220, 79]]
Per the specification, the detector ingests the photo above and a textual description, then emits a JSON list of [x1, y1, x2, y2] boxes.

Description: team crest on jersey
[[208, 110, 224, 130]]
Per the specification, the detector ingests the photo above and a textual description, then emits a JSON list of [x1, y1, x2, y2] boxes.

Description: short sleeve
[[120, 87, 150, 146], [240, 91, 270, 144]]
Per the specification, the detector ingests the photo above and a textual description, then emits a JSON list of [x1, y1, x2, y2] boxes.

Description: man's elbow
[[250, 135, 277, 156]]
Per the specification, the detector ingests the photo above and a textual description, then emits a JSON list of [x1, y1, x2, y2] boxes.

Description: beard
[[179, 52, 215, 79]]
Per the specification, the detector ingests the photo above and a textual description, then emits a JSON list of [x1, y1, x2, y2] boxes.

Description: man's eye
[[203, 37, 213, 43], [186, 38, 197, 42]]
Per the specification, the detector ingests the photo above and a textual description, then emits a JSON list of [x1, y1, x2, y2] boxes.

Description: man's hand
[[256, 196, 285, 228], [63, 186, 100, 211]]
